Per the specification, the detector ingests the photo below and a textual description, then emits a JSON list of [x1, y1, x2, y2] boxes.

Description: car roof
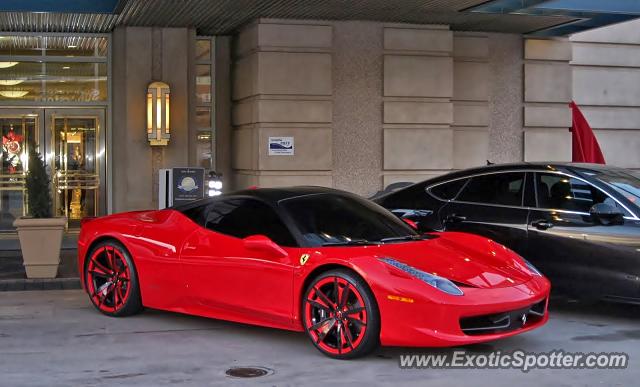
[[172, 186, 355, 210], [372, 162, 632, 201], [416, 162, 628, 182], [230, 186, 351, 204]]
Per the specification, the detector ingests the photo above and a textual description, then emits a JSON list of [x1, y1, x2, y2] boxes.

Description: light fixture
[[62, 66, 70, 70], [0, 90, 28, 98], [0, 79, 24, 86], [67, 45, 77, 48], [146, 81, 171, 146], [206, 171, 223, 197], [0, 62, 19, 69]]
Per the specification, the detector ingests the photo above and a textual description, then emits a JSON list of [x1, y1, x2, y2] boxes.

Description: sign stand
[[159, 167, 205, 209]]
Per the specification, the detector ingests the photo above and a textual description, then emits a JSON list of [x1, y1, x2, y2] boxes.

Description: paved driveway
[[0, 290, 638, 386]]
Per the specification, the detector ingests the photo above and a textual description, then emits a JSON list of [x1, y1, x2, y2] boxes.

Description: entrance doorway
[[0, 108, 106, 231]]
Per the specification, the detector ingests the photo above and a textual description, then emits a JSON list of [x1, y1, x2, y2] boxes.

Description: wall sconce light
[[146, 81, 170, 146]]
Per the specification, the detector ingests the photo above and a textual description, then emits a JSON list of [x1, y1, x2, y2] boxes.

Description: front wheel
[[85, 240, 142, 317], [302, 269, 380, 359]]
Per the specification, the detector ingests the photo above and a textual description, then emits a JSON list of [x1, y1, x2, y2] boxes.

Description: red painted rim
[[304, 276, 368, 356], [86, 245, 132, 313]]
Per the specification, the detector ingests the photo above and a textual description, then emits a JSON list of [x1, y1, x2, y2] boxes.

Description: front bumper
[[374, 276, 550, 347]]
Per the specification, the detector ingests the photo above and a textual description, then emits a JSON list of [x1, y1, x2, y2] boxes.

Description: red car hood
[[342, 235, 533, 289]]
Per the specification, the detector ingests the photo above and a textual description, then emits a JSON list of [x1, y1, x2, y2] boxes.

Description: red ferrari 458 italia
[[78, 187, 550, 359]]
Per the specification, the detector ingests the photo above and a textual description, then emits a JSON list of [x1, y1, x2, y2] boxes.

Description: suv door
[[180, 198, 297, 326], [527, 172, 640, 300], [439, 171, 529, 256]]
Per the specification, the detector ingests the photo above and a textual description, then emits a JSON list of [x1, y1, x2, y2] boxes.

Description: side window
[[457, 172, 525, 206], [180, 203, 209, 226], [428, 179, 468, 200], [536, 173, 628, 214], [205, 198, 297, 246], [378, 182, 430, 209]]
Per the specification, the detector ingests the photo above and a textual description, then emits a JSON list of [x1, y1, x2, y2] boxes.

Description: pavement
[[0, 290, 639, 387]]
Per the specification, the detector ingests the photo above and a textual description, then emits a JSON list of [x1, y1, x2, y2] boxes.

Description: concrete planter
[[13, 217, 67, 279]]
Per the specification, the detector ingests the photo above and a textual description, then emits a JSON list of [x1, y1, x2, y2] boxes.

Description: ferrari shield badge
[[299, 254, 310, 266]]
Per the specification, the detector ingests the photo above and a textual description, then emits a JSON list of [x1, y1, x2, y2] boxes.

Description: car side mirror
[[391, 209, 433, 232], [243, 235, 288, 258], [402, 218, 418, 230], [589, 203, 625, 226]]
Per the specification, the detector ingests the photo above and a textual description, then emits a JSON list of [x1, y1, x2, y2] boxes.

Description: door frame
[[0, 108, 45, 145], [44, 108, 107, 222], [0, 109, 44, 227]]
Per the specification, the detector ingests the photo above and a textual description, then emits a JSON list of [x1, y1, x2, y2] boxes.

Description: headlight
[[380, 258, 463, 296], [522, 258, 542, 276]]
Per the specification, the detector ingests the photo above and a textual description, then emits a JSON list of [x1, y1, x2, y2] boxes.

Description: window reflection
[[0, 115, 36, 231], [0, 36, 107, 57], [197, 131, 212, 169], [0, 35, 108, 102], [53, 117, 99, 229], [195, 37, 214, 171], [0, 36, 43, 56], [43, 36, 108, 57], [195, 39, 211, 62], [196, 106, 211, 130], [536, 173, 629, 215], [196, 64, 211, 104]]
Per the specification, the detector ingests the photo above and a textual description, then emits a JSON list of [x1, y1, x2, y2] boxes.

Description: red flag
[[569, 101, 605, 164]]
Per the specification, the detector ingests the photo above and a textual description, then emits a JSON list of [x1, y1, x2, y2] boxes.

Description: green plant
[[25, 147, 52, 218]]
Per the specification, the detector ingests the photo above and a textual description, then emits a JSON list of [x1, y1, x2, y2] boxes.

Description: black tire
[[302, 269, 380, 359], [84, 239, 143, 317]]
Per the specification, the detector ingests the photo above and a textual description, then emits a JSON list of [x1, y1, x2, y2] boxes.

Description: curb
[[0, 278, 81, 292]]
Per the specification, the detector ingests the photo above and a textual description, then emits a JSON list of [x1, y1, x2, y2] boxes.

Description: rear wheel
[[85, 240, 142, 317], [302, 269, 380, 359]]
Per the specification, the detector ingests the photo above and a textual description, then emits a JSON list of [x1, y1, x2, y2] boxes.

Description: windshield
[[593, 169, 640, 210], [280, 193, 418, 247]]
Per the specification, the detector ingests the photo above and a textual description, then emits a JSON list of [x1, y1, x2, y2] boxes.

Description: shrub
[[25, 147, 52, 218]]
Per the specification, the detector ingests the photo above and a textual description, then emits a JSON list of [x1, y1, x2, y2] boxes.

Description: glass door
[[0, 109, 42, 231], [45, 109, 105, 229]]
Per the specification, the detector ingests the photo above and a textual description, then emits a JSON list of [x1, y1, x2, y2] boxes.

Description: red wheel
[[85, 240, 142, 317], [303, 269, 380, 359]]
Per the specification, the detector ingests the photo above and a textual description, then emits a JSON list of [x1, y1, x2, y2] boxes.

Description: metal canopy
[[0, 0, 636, 36]]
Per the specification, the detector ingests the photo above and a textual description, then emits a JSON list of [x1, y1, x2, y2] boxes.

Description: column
[[231, 19, 333, 188], [523, 38, 573, 162], [381, 25, 454, 186]]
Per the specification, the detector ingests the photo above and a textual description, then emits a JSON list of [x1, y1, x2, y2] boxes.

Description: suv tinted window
[[429, 179, 468, 200], [204, 198, 297, 246], [593, 170, 640, 209], [457, 172, 525, 206], [377, 182, 430, 209], [536, 173, 628, 215]]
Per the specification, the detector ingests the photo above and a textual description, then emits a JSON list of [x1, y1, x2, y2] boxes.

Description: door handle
[[532, 220, 554, 230], [183, 242, 197, 251], [445, 214, 467, 223]]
